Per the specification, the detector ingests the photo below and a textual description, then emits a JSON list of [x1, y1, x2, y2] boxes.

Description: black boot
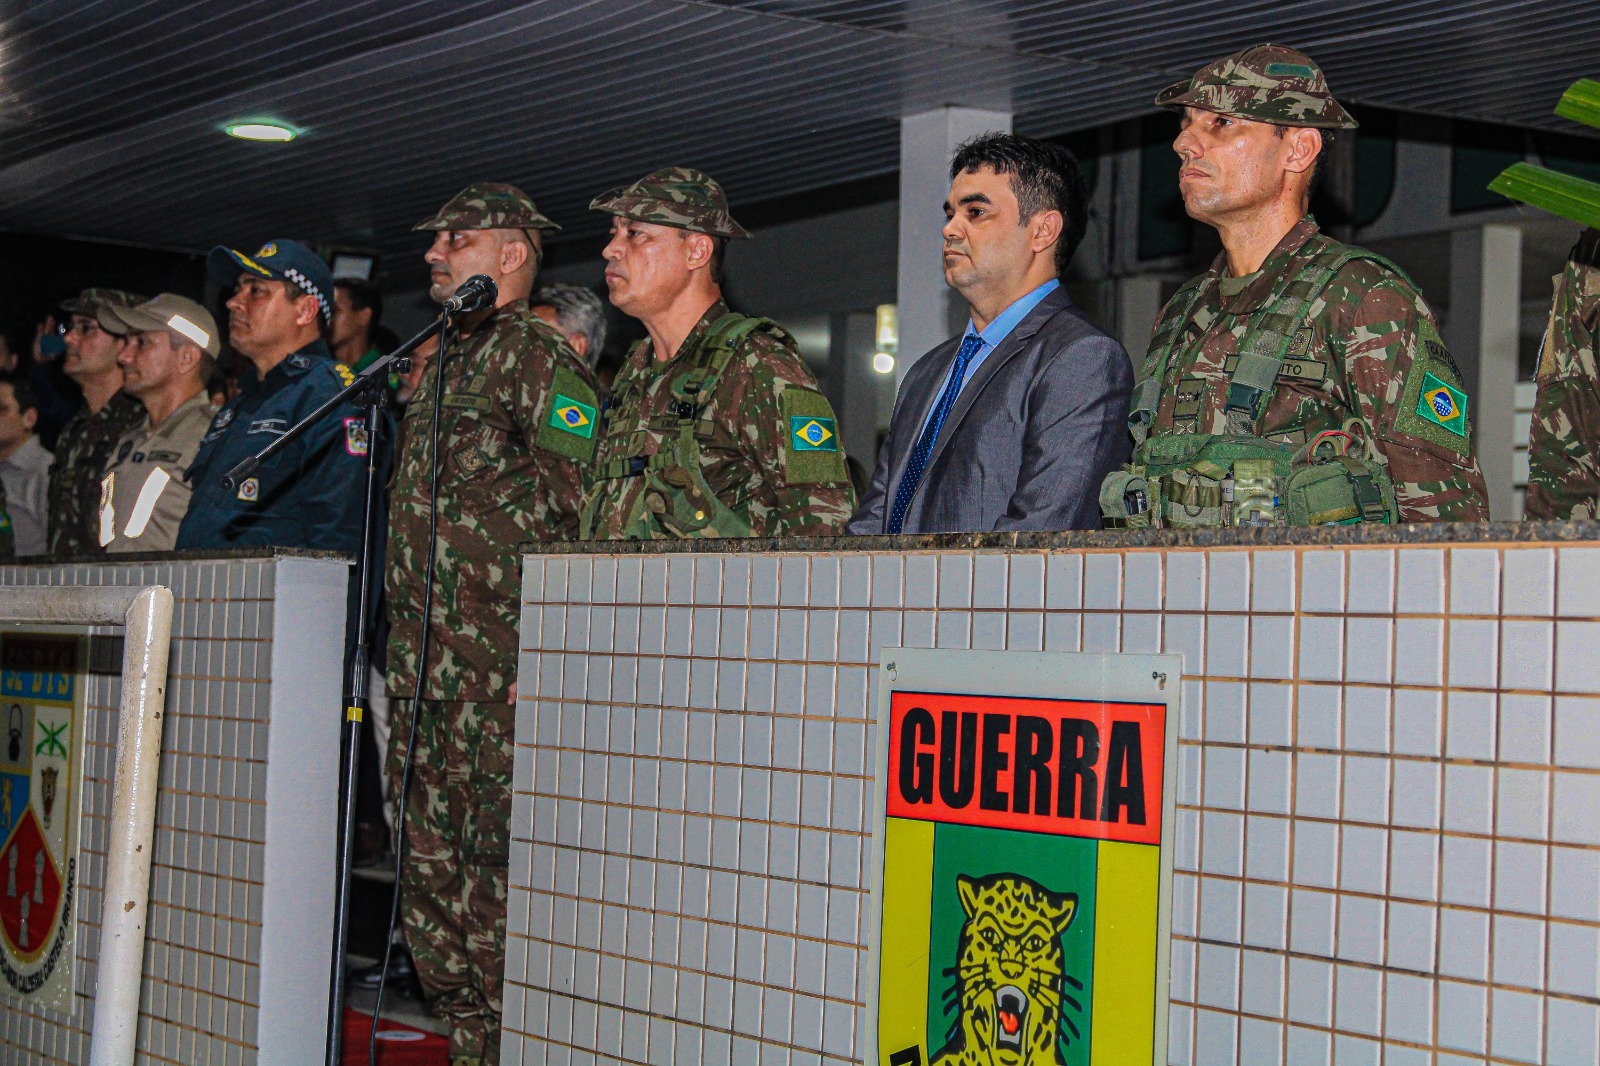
[[351, 944, 421, 998]]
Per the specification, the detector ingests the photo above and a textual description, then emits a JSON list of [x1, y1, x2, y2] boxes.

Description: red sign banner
[[885, 690, 1166, 846]]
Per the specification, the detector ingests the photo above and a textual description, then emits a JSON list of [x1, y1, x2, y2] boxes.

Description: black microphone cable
[[369, 312, 452, 1066]]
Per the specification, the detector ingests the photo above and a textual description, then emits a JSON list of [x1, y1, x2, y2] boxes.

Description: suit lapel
[[915, 288, 1074, 490], [886, 336, 961, 497]]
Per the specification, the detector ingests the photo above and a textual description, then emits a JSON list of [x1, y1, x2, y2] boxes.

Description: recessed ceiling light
[[225, 122, 297, 142]]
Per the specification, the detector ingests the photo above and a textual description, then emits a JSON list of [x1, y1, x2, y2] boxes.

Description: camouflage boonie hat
[[590, 167, 751, 239], [59, 288, 147, 332], [1156, 44, 1358, 130], [413, 181, 560, 233]]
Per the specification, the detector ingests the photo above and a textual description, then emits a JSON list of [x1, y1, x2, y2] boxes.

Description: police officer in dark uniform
[[176, 239, 375, 552]]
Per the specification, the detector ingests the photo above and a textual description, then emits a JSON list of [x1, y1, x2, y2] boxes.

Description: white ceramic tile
[[1440, 835, 1493, 908], [1556, 621, 1600, 692], [1165, 613, 1205, 675], [1245, 815, 1290, 881], [1084, 552, 1123, 610], [1335, 962, 1383, 1035], [1437, 908, 1490, 981], [1391, 761, 1441, 830], [1252, 549, 1296, 613], [1286, 956, 1334, 1027], [1498, 694, 1552, 764], [938, 554, 973, 608], [1297, 616, 1344, 682], [1549, 923, 1600, 997], [1396, 549, 1445, 615], [1346, 550, 1396, 614], [1558, 546, 1600, 617], [1549, 999, 1600, 1066], [1555, 696, 1600, 769], [1044, 552, 1082, 609], [1204, 680, 1247, 743], [1166, 551, 1207, 612], [1124, 551, 1163, 611], [1007, 554, 1044, 610], [1503, 548, 1555, 616], [1383, 972, 1434, 1045], [1243, 883, 1289, 950], [1247, 750, 1292, 815], [1449, 549, 1501, 615], [1249, 683, 1293, 747], [1445, 692, 1497, 760], [1392, 618, 1444, 686], [1249, 615, 1295, 679], [1301, 550, 1346, 614], [1389, 830, 1439, 902], [1490, 989, 1545, 1064], [1207, 550, 1251, 613], [1443, 764, 1495, 836], [1343, 617, 1393, 683], [1297, 685, 1342, 750], [1341, 758, 1390, 826]]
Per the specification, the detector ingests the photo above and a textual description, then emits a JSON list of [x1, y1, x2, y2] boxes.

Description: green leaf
[[1555, 78, 1600, 131], [1488, 162, 1600, 230]]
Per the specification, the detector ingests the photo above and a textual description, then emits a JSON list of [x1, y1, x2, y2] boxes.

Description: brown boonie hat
[[589, 166, 751, 239], [59, 288, 147, 332], [413, 181, 561, 233], [1156, 44, 1358, 130], [100, 293, 222, 357]]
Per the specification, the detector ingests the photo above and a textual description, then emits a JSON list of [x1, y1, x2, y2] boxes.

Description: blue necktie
[[887, 334, 984, 535]]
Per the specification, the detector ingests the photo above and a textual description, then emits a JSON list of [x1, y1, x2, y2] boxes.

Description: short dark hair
[[0, 373, 36, 416], [949, 133, 1089, 275], [335, 278, 383, 324]]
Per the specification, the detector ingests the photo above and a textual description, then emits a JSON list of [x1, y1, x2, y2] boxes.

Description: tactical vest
[[581, 313, 777, 540], [1103, 238, 1406, 529]]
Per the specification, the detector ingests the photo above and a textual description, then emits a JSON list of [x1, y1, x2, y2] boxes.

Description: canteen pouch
[[1284, 454, 1396, 525]]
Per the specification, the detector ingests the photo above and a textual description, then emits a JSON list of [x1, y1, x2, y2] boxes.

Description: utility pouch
[[1099, 470, 1154, 529], [1283, 431, 1397, 525], [1231, 458, 1281, 526]]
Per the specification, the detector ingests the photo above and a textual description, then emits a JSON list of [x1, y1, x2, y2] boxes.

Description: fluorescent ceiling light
[[225, 122, 297, 142], [872, 352, 895, 375]]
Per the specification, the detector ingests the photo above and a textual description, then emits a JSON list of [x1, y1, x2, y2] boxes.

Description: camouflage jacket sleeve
[[1325, 260, 1491, 522], [506, 316, 597, 529], [1525, 229, 1600, 521], [730, 329, 856, 537]]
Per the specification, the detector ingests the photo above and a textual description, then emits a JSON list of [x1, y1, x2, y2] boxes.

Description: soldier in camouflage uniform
[[48, 289, 146, 557], [1101, 45, 1489, 527], [581, 167, 855, 538], [1525, 229, 1600, 518], [384, 182, 597, 1066]]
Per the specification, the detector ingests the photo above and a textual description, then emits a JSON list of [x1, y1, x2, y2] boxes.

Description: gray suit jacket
[[848, 287, 1133, 534]]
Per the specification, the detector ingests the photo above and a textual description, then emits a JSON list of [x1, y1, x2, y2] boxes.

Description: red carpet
[[342, 1007, 450, 1066]]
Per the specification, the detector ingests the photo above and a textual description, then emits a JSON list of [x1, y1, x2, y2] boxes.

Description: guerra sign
[[865, 649, 1179, 1066]]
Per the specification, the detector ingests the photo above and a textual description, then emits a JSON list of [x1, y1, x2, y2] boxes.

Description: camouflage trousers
[[388, 699, 512, 1065]]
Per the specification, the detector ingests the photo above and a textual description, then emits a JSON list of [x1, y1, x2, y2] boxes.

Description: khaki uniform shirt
[[99, 391, 217, 553]]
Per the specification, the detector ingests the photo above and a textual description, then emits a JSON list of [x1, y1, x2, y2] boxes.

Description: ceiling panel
[[0, 0, 1591, 285]]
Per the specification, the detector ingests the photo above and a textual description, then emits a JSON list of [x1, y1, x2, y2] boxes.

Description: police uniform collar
[[1212, 216, 1322, 316], [269, 340, 333, 379]]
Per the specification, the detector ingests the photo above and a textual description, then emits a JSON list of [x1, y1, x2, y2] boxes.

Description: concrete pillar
[[1117, 275, 1166, 363], [1446, 223, 1521, 521], [829, 309, 886, 468], [896, 107, 1011, 388]]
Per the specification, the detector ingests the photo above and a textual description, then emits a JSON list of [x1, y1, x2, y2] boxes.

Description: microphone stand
[[220, 311, 453, 1066]]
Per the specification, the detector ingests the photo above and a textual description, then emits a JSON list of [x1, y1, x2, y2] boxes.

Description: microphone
[[442, 274, 497, 314]]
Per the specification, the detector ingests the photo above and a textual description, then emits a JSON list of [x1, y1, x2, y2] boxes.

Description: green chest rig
[[581, 313, 777, 540], [1101, 236, 1402, 529]]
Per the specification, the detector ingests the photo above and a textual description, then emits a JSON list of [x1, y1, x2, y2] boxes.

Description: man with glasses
[[47, 288, 146, 558]]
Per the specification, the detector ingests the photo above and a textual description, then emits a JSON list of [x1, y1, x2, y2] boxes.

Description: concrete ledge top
[[4, 547, 354, 566], [523, 519, 1600, 556]]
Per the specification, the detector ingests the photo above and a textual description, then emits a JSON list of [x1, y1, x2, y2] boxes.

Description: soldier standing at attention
[[1524, 229, 1600, 518], [49, 288, 146, 557], [384, 183, 597, 1066], [1101, 45, 1489, 528], [581, 167, 855, 538]]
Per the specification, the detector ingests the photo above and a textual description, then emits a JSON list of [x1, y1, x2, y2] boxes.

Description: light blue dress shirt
[[913, 278, 1060, 441]]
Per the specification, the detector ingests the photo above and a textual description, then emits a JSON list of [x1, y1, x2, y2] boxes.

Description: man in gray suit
[[849, 134, 1133, 534]]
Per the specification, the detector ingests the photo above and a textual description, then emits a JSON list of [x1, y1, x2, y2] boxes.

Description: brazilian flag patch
[[790, 416, 838, 452], [549, 394, 596, 439], [1416, 372, 1468, 436]]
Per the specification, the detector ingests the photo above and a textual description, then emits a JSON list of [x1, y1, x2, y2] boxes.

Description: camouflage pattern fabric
[[414, 182, 561, 233], [589, 166, 752, 238], [580, 300, 856, 539], [48, 393, 144, 558], [1526, 229, 1600, 519], [1155, 43, 1359, 129], [385, 300, 596, 701], [387, 699, 510, 1066], [1137, 217, 1489, 522], [59, 287, 145, 320]]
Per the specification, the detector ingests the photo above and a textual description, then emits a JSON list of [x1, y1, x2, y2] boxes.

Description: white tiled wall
[[509, 543, 1600, 1066], [0, 555, 346, 1065]]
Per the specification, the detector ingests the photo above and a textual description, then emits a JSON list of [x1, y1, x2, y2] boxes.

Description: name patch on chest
[[1222, 353, 1327, 384], [442, 395, 492, 413], [249, 418, 288, 435]]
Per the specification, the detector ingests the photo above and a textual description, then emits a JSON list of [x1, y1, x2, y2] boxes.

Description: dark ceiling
[[0, 0, 1593, 284]]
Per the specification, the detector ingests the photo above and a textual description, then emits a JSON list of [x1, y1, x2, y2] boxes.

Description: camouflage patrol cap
[[1156, 44, 1359, 130], [589, 167, 751, 239], [59, 288, 147, 332], [413, 181, 561, 233]]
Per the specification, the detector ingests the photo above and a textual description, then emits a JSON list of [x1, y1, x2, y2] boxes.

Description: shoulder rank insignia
[[789, 416, 838, 452], [288, 354, 311, 370], [333, 363, 355, 386], [1417, 373, 1468, 436], [549, 394, 596, 439]]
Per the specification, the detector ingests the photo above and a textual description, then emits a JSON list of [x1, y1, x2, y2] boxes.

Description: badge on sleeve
[[781, 387, 848, 485], [790, 416, 838, 452], [534, 365, 600, 463], [343, 417, 370, 456], [237, 477, 259, 502], [1417, 373, 1468, 436]]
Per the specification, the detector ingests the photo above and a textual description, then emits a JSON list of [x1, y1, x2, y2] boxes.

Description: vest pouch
[[1161, 467, 1227, 528], [1285, 455, 1396, 526], [1231, 458, 1282, 526], [1098, 469, 1154, 529]]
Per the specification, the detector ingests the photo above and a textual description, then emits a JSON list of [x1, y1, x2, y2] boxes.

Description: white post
[[0, 585, 175, 1066], [1447, 224, 1522, 521], [1117, 275, 1167, 362], [89, 586, 174, 1066], [896, 107, 1011, 389]]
